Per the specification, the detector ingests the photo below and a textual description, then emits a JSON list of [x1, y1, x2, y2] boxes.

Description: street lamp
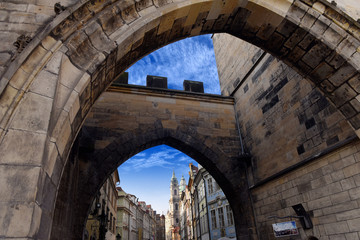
[[116, 233, 121, 240]]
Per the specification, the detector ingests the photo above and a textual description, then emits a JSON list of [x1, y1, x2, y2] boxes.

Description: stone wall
[[51, 82, 257, 239], [0, 1, 77, 76], [252, 139, 360, 239], [213, 33, 357, 182], [213, 33, 360, 238]]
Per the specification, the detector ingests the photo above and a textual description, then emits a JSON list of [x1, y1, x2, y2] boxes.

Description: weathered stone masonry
[[213, 33, 360, 238], [0, 0, 360, 239], [51, 78, 256, 239]]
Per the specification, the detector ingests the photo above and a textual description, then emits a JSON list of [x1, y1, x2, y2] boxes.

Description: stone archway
[[0, 0, 359, 239], [49, 85, 254, 239]]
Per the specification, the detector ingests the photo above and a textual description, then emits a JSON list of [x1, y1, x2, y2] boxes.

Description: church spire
[[171, 170, 177, 183], [179, 175, 186, 192]]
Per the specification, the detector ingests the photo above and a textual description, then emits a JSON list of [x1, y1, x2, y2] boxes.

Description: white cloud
[[127, 35, 221, 94], [122, 148, 184, 172]]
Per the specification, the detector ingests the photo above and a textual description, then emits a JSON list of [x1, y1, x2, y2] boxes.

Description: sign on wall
[[272, 221, 299, 237]]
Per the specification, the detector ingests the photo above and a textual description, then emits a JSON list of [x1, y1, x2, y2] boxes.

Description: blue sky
[[126, 34, 221, 94], [118, 145, 197, 215], [117, 34, 220, 214]]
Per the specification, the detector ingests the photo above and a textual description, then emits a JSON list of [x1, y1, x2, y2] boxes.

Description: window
[[211, 210, 217, 229], [226, 205, 234, 226], [174, 189, 177, 195], [176, 218, 179, 223], [175, 204, 178, 210], [218, 208, 225, 228], [201, 215, 208, 233], [207, 178, 214, 194]]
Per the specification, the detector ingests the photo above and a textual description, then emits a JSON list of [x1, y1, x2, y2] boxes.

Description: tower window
[[175, 204, 178, 210], [207, 178, 214, 194], [174, 189, 177, 195]]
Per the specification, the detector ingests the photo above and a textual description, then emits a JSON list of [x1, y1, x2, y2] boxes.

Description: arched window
[[175, 204, 178, 210], [174, 189, 177, 195], [176, 218, 179, 223]]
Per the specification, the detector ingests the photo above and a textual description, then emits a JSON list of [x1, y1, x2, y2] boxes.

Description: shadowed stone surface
[[0, 0, 359, 239]]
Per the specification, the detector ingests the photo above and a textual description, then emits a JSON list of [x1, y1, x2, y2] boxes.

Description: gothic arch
[[0, 0, 360, 239], [52, 124, 252, 239]]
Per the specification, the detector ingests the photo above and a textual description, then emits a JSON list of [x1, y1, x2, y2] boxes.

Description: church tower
[[166, 171, 181, 240], [169, 171, 180, 226], [179, 175, 186, 193]]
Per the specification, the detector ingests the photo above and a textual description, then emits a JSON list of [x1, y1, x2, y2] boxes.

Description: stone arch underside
[[0, 0, 360, 239], [51, 87, 253, 239]]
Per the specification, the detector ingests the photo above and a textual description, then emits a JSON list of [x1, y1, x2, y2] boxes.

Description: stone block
[[288, 46, 305, 64], [98, 5, 125, 36], [350, 52, 360, 71], [318, 214, 337, 224], [66, 30, 105, 72], [324, 221, 350, 235], [84, 21, 117, 55], [329, 83, 357, 107], [330, 191, 350, 205], [10, 92, 53, 133], [0, 165, 41, 202], [59, 54, 85, 89], [310, 15, 332, 38], [336, 208, 360, 221], [311, 175, 332, 189], [284, 27, 307, 50], [21, 45, 48, 74], [113, 72, 129, 84], [328, 63, 356, 87], [147, 75, 167, 89], [349, 113, 360, 129], [343, 162, 360, 178], [118, 0, 140, 24], [323, 200, 358, 215], [63, 90, 80, 125], [0, 85, 18, 126], [183, 80, 204, 93], [0, 2, 28, 11], [308, 196, 332, 210], [349, 188, 360, 200], [287, 1, 308, 24], [300, 10, 317, 31], [0, 129, 47, 165], [9, 12, 36, 24], [74, 72, 91, 94], [135, 0, 153, 12], [348, 74, 360, 93], [9, 67, 30, 91], [347, 218, 360, 231], [322, 23, 345, 49], [337, 37, 358, 60], [0, 52, 11, 65], [302, 42, 332, 68], [29, 70, 57, 98], [339, 103, 356, 119], [0, 201, 36, 237], [333, 155, 356, 170], [345, 232, 359, 240], [312, 2, 326, 14]]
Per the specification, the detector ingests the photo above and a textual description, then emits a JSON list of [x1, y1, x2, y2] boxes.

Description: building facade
[[177, 164, 235, 240], [117, 187, 161, 240], [85, 170, 120, 240]]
